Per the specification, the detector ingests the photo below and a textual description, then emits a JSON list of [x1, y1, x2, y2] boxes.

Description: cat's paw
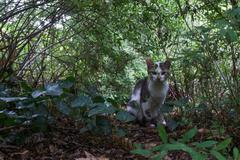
[[149, 123, 156, 128]]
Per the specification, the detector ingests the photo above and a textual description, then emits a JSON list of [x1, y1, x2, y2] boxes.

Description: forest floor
[[0, 116, 224, 160]]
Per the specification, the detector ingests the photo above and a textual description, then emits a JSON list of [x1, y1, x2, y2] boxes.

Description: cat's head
[[146, 58, 171, 82]]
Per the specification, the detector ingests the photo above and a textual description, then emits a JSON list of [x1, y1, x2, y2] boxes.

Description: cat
[[127, 58, 171, 126]]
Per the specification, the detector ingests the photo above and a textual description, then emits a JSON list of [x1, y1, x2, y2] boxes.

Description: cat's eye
[[161, 72, 166, 75]]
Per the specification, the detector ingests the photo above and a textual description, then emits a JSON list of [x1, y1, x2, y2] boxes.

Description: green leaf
[[227, 29, 238, 42], [115, 127, 127, 137], [60, 76, 75, 89], [116, 111, 136, 122], [157, 124, 168, 143], [95, 118, 112, 135], [0, 97, 28, 102], [151, 151, 168, 160], [168, 98, 188, 108], [130, 149, 152, 157], [79, 127, 89, 134], [71, 95, 92, 108], [233, 147, 239, 160], [210, 150, 226, 160], [194, 140, 218, 148], [32, 90, 46, 98], [88, 103, 116, 117], [20, 81, 32, 92], [160, 103, 174, 113], [181, 127, 197, 143], [31, 116, 48, 132], [45, 84, 63, 96], [152, 143, 205, 160], [166, 118, 178, 131], [0, 110, 17, 118], [214, 138, 232, 151], [57, 101, 71, 115]]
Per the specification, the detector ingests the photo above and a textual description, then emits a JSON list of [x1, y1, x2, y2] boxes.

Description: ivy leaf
[[95, 118, 112, 135], [116, 111, 136, 122], [71, 95, 92, 108], [88, 103, 116, 117], [32, 90, 46, 98], [0, 97, 28, 102], [57, 101, 71, 115], [45, 83, 63, 96], [115, 127, 127, 137], [60, 76, 75, 89]]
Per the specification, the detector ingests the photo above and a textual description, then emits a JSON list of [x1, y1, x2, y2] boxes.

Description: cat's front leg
[[157, 96, 167, 125], [156, 111, 166, 125], [142, 102, 152, 120], [150, 107, 166, 126]]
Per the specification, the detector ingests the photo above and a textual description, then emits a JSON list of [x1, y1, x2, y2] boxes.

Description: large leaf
[[210, 150, 226, 160], [181, 127, 197, 143], [214, 138, 232, 151], [0, 110, 17, 118], [45, 84, 63, 96], [157, 124, 168, 143], [160, 103, 174, 113], [233, 147, 239, 160], [151, 151, 168, 160], [0, 97, 28, 102], [57, 101, 71, 115], [115, 127, 127, 137], [71, 95, 92, 108], [130, 149, 152, 157], [95, 118, 112, 135], [115, 110, 135, 122], [194, 140, 218, 148], [152, 143, 205, 160], [168, 98, 188, 108], [166, 118, 178, 131], [32, 90, 46, 98], [16, 102, 35, 110], [31, 116, 48, 132], [60, 76, 75, 89], [88, 103, 116, 117]]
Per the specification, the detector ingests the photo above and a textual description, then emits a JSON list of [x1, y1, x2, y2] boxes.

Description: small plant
[[0, 77, 135, 144], [131, 125, 239, 160]]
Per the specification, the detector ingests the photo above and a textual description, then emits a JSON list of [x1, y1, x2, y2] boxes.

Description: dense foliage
[[0, 0, 239, 159]]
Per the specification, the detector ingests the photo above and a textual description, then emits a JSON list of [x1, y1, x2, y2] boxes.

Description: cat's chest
[[148, 82, 169, 98]]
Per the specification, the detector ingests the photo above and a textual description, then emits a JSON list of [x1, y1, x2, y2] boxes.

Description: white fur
[[127, 88, 141, 117], [130, 88, 141, 102]]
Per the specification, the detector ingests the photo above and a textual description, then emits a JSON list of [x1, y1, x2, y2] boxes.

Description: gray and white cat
[[127, 58, 171, 125]]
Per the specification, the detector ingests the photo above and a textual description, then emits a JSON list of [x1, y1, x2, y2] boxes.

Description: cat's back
[[130, 77, 148, 101]]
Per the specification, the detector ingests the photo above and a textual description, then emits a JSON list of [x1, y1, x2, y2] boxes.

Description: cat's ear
[[146, 58, 154, 70], [164, 60, 171, 69]]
